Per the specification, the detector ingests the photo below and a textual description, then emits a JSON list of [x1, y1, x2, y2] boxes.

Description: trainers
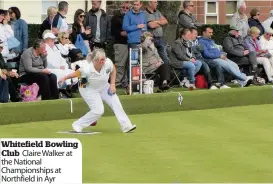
[[122, 124, 136, 133], [189, 84, 196, 90], [239, 76, 253, 87], [220, 85, 231, 89], [72, 123, 83, 133], [210, 85, 218, 90]]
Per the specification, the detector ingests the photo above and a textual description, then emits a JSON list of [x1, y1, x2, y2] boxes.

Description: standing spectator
[[19, 39, 59, 100], [85, 0, 111, 51], [260, 28, 273, 55], [39, 6, 57, 39], [123, 0, 147, 49], [71, 9, 91, 54], [8, 7, 28, 54], [145, 0, 169, 65], [262, 10, 273, 31], [198, 25, 253, 88], [111, 1, 130, 91], [52, 1, 69, 35], [245, 27, 273, 83], [223, 25, 260, 75], [176, 0, 201, 39], [230, 1, 249, 38], [248, 8, 265, 36]]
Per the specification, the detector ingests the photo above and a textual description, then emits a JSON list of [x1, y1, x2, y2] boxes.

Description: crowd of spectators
[[1, 0, 273, 103]]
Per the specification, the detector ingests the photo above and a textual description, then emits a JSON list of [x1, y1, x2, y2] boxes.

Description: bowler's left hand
[[110, 85, 116, 94]]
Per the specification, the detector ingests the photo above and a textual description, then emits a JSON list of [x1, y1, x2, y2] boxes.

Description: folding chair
[[168, 67, 184, 87], [142, 72, 157, 81]]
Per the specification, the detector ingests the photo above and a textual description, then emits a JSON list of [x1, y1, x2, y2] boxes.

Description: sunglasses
[[188, 5, 194, 7], [79, 15, 85, 18], [122, 6, 130, 10], [63, 37, 69, 39]]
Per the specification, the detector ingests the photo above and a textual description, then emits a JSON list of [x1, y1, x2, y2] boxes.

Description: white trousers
[[73, 83, 133, 131], [257, 57, 273, 81]]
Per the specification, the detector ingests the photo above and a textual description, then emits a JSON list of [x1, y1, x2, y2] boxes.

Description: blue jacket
[[10, 19, 28, 54], [198, 37, 221, 59], [122, 9, 147, 44]]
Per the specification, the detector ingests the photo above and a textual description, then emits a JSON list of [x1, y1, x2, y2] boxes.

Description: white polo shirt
[[79, 58, 114, 92]]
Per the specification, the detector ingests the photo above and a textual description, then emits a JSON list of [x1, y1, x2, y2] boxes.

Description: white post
[[140, 47, 143, 94], [129, 48, 132, 95]]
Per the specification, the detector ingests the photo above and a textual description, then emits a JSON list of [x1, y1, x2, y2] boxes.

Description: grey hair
[[33, 39, 45, 49], [58, 1, 69, 11], [183, 0, 192, 9], [237, 0, 246, 10], [87, 48, 106, 63], [47, 6, 57, 17]]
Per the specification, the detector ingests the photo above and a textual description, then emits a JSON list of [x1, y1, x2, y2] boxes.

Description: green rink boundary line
[[0, 86, 272, 125]]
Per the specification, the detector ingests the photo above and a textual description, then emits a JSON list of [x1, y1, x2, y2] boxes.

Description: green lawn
[[1, 104, 273, 182]]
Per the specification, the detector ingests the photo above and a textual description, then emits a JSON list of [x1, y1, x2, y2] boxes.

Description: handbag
[[74, 34, 88, 56], [7, 37, 20, 50], [20, 83, 40, 102]]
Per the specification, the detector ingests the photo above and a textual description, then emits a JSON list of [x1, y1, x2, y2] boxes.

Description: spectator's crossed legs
[[182, 60, 202, 84]]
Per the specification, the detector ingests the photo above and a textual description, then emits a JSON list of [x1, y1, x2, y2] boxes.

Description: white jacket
[[260, 35, 273, 55], [0, 24, 14, 39], [45, 44, 69, 70], [262, 17, 273, 31], [45, 44, 78, 86]]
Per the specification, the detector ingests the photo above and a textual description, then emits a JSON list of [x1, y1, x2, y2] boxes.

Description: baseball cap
[[265, 28, 273, 34], [230, 25, 240, 31], [43, 32, 56, 39]]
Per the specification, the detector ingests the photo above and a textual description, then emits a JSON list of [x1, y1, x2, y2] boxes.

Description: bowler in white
[[58, 49, 136, 133]]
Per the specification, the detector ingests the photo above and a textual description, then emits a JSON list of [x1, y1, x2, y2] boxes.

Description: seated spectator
[[0, 10, 18, 60], [0, 40, 20, 102], [223, 25, 260, 75], [260, 28, 273, 55], [39, 6, 57, 39], [248, 8, 265, 36], [70, 9, 91, 54], [262, 10, 273, 31], [190, 28, 220, 89], [8, 7, 28, 54], [141, 32, 170, 91], [56, 32, 84, 63], [198, 25, 253, 87], [19, 39, 59, 100], [245, 26, 273, 83], [168, 28, 202, 90], [42, 31, 78, 89]]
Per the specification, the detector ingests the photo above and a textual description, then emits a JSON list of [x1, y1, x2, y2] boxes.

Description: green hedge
[[27, 24, 230, 61], [0, 86, 272, 125]]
